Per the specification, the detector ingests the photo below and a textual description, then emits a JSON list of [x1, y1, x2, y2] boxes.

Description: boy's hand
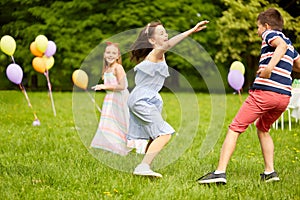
[[257, 67, 272, 78]]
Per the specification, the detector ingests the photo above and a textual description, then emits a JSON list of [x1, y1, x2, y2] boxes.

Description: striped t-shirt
[[251, 30, 299, 96]]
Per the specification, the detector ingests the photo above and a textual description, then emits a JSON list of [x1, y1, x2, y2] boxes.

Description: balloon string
[[19, 84, 38, 120], [11, 56, 15, 63], [44, 70, 56, 116], [238, 90, 243, 104], [86, 90, 102, 113]]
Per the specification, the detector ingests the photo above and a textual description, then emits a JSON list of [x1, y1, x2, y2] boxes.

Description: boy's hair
[[130, 21, 162, 63], [257, 8, 284, 31]]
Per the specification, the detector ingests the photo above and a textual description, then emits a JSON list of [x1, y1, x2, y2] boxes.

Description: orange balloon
[[32, 57, 46, 73], [30, 41, 43, 57]]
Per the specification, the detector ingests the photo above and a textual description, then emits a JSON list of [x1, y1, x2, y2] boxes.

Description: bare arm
[[293, 57, 300, 72], [91, 64, 127, 91], [151, 20, 209, 61], [257, 36, 288, 78]]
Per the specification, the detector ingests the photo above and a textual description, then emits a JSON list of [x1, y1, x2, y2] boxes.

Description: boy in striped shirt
[[197, 8, 300, 184]]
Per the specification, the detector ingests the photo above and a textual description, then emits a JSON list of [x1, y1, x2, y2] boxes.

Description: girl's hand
[[91, 84, 106, 91], [192, 20, 209, 33]]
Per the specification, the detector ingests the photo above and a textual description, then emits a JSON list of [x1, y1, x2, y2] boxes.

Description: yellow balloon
[[35, 35, 48, 53], [72, 69, 88, 89], [43, 56, 55, 70], [230, 61, 245, 75], [0, 35, 16, 56]]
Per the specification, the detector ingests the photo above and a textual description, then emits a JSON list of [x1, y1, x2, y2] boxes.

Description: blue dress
[[127, 60, 175, 140]]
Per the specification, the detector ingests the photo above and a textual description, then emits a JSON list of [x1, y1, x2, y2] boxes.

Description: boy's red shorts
[[229, 90, 290, 133]]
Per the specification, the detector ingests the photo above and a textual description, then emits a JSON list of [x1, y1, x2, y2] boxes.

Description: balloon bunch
[[0, 35, 40, 126], [30, 35, 57, 116], [72, 69, 101, 113], [227, 61, 245, 103]]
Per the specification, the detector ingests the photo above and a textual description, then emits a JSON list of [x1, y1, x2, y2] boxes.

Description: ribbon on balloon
[[30, 35, 57, 116], [228, 61, 245, 103], [72, 69, 102, 113]]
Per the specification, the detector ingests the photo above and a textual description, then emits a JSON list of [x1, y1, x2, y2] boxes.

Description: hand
[[257, 67, 271, 79], [91, 84, 106, 91], [192, 20, 209, 33]]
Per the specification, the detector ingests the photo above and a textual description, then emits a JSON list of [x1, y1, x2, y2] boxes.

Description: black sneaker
[[260, 171, 280, 182], [197, 171, 227, 184]]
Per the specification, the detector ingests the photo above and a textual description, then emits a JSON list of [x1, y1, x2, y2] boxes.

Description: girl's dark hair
[[257, 8, 284, 31], [130, 21, 162, 63]]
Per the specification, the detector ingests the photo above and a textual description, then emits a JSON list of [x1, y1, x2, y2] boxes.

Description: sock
[[264, 171, 274, 175], [214, 170, 225, 174]]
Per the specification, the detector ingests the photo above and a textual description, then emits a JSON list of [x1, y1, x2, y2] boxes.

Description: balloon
[[72, 69, 88, 89], [0, 35, 16, 56], [44, 41, 57, 57], [6, 63, 23, 84], [43, 56, 55, 70], [228, 69, 244, 91], [35, 35, 48, 53], [230, 61, 245, 75], [32, 57, 46, 73], [30, 41, 43, 57]]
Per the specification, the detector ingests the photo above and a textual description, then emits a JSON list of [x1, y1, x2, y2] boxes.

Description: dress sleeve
[[134, 61, 170, 77]]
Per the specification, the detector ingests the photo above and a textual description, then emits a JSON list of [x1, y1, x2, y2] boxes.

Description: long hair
[[130, 21, 162, 63], [102, 42, 122, 79], [257, 8, 284, 31]]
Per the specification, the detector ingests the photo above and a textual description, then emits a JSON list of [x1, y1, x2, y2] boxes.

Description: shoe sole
[[133, 172, 163, 178], [265, 177, 280, 183], [197, 178, 227, 184]]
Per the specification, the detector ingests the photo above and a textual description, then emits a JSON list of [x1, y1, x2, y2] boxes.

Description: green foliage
[[215, 0, 300, 86], [0, 0, 299, 91]]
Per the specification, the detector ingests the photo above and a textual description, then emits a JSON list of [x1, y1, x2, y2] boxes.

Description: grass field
[[0, 90, 299, 199]]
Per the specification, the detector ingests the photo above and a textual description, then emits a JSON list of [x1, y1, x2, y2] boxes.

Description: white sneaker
[[133, 163, 162, 178]]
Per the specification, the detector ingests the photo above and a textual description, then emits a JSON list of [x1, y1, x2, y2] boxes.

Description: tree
[[1, 0, 223, 91], [215, 0, 300, 89]]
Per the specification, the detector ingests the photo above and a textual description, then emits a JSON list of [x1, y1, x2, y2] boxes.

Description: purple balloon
[[6, 63, 23, 84], [44, 41, 56, 57], [228, 69, 244, 91]]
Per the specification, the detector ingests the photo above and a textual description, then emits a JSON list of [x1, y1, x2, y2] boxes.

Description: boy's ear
[[265, 23, 271, 30]]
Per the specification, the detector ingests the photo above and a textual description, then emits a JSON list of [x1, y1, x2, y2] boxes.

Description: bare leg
[[145, 138, 153, 153], [216, 129, 240, 172], [257, 129, 274, 172], [141, 134, 171, 165]]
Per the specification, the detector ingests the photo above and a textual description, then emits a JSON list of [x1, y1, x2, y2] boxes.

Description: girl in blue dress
[[128, 20, 209, 177]]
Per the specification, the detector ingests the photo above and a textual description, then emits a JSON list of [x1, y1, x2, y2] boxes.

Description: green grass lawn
[[0, 90, 299, 199]]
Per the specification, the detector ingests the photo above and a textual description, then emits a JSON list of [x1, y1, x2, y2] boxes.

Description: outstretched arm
[[152, 20, 209, 60], [166, 20, 209, 49]]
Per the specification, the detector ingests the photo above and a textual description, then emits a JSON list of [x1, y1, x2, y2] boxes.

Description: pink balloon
[[6, 63, 23, 84], [228, 69, 244, 91], [44, 41, 56, 57]]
